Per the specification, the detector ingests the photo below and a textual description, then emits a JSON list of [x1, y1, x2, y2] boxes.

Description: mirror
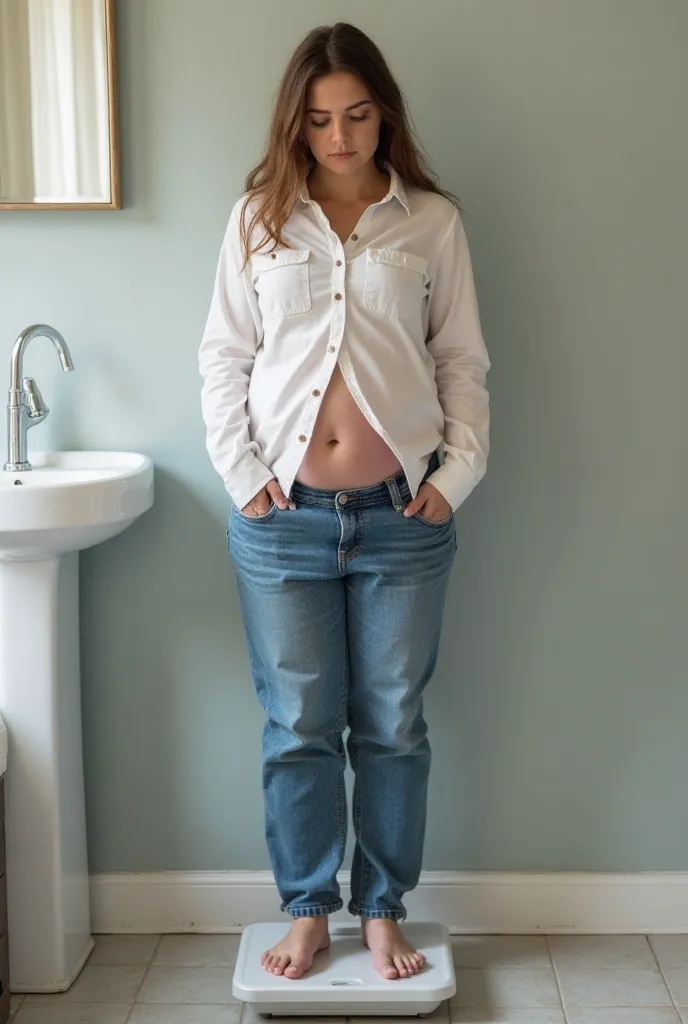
[[0, 0, 120, 209]]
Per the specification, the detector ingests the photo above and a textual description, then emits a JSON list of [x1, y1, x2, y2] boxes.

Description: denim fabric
[[227, 452, 456, 920]]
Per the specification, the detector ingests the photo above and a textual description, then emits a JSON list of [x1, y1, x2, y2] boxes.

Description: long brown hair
[[240, 22, 458, 262]]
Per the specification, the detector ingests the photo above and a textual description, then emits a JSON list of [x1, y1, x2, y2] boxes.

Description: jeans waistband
[[291, 450, 440, 511]]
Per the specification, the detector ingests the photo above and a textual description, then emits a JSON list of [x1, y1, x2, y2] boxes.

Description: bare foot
[[362, 918, 426, 979], [261, 917, 330, 979]]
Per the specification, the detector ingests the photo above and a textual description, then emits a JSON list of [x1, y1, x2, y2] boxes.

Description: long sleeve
[[199, 201, 275, 510], [424, 209, 491, 511]]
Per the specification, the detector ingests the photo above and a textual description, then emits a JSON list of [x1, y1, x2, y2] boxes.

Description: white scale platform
[[232, 922, 456, 1017]]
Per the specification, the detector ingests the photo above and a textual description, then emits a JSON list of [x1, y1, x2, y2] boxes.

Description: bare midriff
[[295, 364, 402, 490], [295, 185, 402, 492]]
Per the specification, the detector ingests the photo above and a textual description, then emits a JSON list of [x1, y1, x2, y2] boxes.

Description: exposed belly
[[295, 366, 402, 490]]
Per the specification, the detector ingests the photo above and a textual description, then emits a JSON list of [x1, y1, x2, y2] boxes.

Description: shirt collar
[[299, 163, 411, 215], [386, 165, 411, 214]]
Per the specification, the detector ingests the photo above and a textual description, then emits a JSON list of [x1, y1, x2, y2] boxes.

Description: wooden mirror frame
[[0, 0, 121, 211]]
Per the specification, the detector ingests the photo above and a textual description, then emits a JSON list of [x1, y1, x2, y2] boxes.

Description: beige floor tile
[[23, 967, 146, 1004], [153, 934, 241, 967], [450, 967, 562, 1008], [345, 1000, 448, 1022], [128, 1005, 243, 1023], [449, 1010, 565, 1023], [13, 1003, 131, 1023], [451, 936, 550, 970], [89, 935, 160, 966], [566, 1009, 683, 1023], [665, 969, 688, 1004], [9, 994, 24, 1020], [548, 935, 656, 969], [557, 967, 672, 1006], [12, 933, 684, 1024], [137, 965, 239, 1004], [651, 936, 688, 969]]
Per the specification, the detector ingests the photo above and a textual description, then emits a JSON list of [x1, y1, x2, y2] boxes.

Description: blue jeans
[[227, 452, 456, 920]]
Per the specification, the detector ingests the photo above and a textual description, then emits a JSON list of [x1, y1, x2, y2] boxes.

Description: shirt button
[[338, 494, 349, 506], [312, 389, 321, 397], [298, 434, 307, 442], [351, 233, 359, 241], [328, 345, 336, 353], [336, 260, 342, 267], [334, 293, 342, 301]]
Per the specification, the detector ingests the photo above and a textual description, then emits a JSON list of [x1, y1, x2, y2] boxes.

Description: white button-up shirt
[[199, 167, 490, 511]]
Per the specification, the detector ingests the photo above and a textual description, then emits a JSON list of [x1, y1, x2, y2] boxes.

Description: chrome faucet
[[5, 324, 74, 472]]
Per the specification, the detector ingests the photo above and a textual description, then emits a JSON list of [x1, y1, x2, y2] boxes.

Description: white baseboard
[[89, 871, 688, 935]]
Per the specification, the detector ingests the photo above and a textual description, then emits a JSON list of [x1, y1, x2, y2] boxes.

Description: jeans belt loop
[[385, 475, 405, 514]]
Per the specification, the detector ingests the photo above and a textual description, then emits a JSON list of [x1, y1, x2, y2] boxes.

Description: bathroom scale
[[232, 921, 456, 1016]]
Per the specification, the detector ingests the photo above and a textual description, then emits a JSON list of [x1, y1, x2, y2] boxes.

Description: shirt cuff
[[425, 458, 481, 512], [225, 451, 275, 511]]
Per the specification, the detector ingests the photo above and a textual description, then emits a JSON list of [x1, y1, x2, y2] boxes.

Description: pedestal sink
[[0, 450, 154, 991]]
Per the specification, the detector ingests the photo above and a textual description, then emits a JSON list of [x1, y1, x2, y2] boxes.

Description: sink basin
[[0, 450, 153, 992], [0, 450, 153, 559]]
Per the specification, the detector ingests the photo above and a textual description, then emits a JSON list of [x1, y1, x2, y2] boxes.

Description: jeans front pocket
[[412, 510, 453, 528], [362, 248, 429, 320], [251, 249, 311, 319], [233, 501, 278, 524]]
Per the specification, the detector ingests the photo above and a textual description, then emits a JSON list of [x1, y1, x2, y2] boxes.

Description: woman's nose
[[330, 118, 349, 146]]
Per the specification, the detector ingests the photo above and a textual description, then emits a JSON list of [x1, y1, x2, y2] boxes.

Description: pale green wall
[[1, 0, 686, 873]]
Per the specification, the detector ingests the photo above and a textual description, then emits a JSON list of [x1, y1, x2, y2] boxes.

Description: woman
[[199, 22, 490, 983]]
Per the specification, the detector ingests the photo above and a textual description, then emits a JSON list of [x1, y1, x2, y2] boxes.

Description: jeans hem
[[282, 899, 344, 918], [347, 901, 407, 921]]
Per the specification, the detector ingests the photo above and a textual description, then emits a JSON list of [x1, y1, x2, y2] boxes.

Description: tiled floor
[[6, 933, 688, 1023]]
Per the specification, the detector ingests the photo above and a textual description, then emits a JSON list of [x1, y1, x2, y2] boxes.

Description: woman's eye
[[309, 113, 370, 129]]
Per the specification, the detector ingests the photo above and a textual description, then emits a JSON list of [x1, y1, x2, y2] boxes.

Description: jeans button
[[338, 494, 349, 506]]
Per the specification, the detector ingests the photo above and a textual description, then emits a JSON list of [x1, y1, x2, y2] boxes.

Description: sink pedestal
[[0, 553, 94, 992], [0, 449, 153, 990]]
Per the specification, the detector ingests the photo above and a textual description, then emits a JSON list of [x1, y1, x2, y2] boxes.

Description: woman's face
[[302, 71, 382, 176]]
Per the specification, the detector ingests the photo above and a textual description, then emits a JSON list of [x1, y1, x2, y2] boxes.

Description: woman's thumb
[[266, 479, 296, 510]]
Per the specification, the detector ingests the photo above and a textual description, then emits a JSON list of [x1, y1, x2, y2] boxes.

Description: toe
[[272, 956, 286, 976], [285, 959, 307, 979], [382, 959, 399, 979], [395, 955, 409, 976]]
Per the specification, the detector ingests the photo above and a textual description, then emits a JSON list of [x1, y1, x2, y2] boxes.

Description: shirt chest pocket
[[362, 248, 429, 321], [251, 249, 312, 319]]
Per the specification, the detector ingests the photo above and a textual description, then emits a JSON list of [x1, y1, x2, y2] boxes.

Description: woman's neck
[[307, 161, 389, 204]]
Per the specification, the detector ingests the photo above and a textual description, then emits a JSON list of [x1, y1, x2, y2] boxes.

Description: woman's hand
[[241, 479, 296, 517], [403, 482, 452, 524]]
